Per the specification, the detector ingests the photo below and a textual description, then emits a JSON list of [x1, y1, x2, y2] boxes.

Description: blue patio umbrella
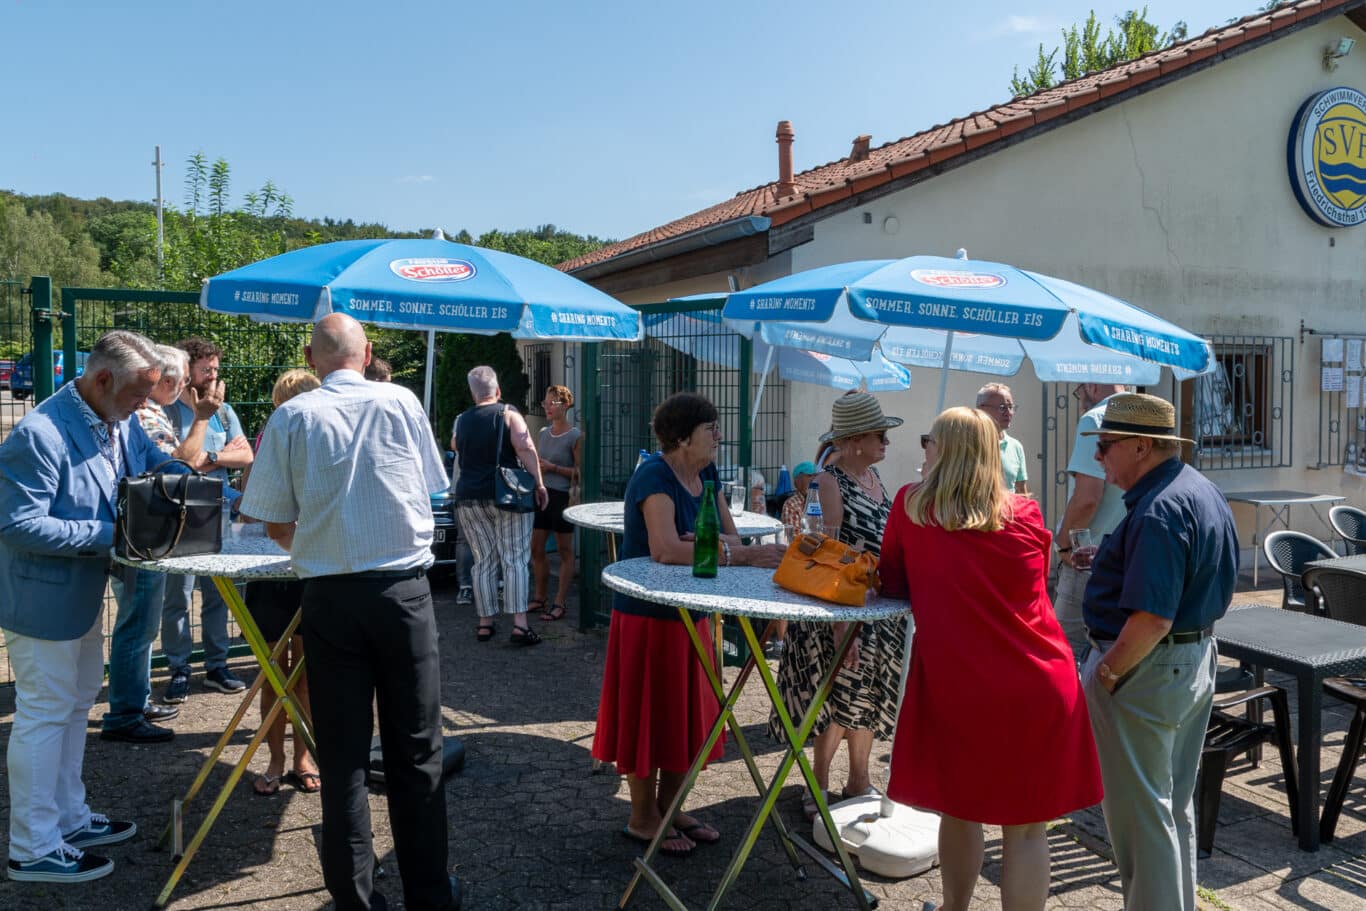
[[721, 253, 1214, 408], [201, 235, 643, 341]]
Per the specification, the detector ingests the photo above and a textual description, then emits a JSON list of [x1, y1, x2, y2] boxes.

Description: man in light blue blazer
[[0, 330, 166, 885]]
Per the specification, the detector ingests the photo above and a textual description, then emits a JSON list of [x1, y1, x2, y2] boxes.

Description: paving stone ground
[[0, 568, 1364, 909]]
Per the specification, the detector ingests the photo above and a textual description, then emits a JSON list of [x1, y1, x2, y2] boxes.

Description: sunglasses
[[1095, 435, 1137, 456], [920, 434, 934, 449]]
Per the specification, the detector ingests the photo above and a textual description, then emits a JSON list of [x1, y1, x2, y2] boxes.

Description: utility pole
[[152, 145, 165, 285]]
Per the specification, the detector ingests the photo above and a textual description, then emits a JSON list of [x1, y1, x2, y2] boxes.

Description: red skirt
[[592, 611, 724, 779]]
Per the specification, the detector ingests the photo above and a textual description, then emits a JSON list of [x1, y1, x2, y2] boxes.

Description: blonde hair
[[907, 406, 1012, 532], [272, 368, 320, 406], [545, 384, 574, 408]]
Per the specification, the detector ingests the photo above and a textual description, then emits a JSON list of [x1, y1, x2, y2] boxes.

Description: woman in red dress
[[880, 407, 1102, 911]]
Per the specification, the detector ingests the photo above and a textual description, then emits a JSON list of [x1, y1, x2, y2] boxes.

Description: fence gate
[[576, 299, 790, 628], [0, 278, 32, 449]]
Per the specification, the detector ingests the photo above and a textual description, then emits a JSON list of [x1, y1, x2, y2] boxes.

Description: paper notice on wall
[[1324, 337, 1345, 363], [1349, 377, 1363, 409], [1323, 366, 1346, 391], [1349, 339, 1363, 372]]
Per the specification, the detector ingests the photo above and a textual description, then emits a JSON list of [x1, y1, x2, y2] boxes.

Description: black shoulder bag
[[493, 406, 537, 513], [116, 459, 224, 560]]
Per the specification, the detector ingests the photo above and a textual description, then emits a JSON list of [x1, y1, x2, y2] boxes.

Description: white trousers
[[4, 617, 104, 861], [459, 501, 532, 619]]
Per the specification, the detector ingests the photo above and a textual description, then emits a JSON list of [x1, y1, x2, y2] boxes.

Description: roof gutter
[[566, 215, 771, 280]]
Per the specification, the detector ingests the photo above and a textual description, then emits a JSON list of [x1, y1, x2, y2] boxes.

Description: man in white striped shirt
[[241, 314, 459, 911]]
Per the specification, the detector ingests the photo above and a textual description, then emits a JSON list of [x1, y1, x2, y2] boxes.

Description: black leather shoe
[[100, 719, 174, 743], [143, 703, 179, 723]]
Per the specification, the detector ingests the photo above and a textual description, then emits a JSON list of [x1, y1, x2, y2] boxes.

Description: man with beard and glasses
[[158, 336, 253, 703]]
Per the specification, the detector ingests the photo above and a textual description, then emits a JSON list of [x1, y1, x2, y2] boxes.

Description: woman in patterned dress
[[772, 391, 907, 818]]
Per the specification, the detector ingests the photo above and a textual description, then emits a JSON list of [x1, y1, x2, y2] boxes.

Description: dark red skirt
[[592, 611, 724, 779]]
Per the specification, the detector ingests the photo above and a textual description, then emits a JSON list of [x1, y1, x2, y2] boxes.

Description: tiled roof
[[561, 0, 1359, 274]]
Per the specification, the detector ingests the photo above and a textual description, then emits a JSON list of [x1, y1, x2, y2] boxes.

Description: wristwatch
[[1098, 662, 1121, 688], [206, 450, 219, 464]]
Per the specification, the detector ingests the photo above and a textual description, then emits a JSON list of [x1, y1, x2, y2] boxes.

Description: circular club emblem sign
[[910, 268, 1006, 289], [388, 258, 477, 282], [1288, 87, 1366, 228]]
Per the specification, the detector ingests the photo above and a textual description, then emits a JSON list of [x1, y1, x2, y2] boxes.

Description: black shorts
[[245, 580, 305, 643], [533, 487, 573, 533]]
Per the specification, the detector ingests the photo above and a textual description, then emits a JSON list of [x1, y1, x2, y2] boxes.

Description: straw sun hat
[[1079, 392, 1195, 444], [818, 391, 904, 444]]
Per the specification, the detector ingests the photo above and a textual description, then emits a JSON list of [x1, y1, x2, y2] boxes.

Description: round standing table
[[601, 558, 909, 911], [564, 501, 783, 562]]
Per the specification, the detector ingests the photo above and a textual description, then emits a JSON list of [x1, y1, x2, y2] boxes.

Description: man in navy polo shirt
[[1077, 393, 1238, 911]]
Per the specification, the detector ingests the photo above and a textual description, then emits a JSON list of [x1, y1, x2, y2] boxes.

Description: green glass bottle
[[693, 480, 720, 578]]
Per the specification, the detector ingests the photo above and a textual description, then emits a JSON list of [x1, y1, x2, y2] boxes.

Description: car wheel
[[12, 390, 27, 401]]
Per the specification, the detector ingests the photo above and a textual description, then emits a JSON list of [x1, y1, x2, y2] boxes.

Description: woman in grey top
[[532, 385, 583, 621]]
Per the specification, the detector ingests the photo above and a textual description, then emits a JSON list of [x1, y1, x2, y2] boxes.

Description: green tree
[[1009, 7, 1185, 96]]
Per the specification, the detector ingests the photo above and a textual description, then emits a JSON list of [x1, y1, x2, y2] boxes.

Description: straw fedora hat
[[818, 391, 904, 443], [1079, 393, 1195, 444]]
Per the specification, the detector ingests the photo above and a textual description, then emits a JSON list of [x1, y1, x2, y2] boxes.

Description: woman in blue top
[[592, 393, 784, 858]]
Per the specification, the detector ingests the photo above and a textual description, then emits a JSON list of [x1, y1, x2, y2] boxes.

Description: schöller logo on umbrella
[[389, 258, 477, 282], [910, 269, 1006, 289]]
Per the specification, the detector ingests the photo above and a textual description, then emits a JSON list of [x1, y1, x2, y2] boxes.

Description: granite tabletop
[[600, 557, 910, 622], [111, 523, 296, 580], [564, 501, 784, 537]]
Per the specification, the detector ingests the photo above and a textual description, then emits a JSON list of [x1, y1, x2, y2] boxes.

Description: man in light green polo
[[976, 383, 1028, 494]]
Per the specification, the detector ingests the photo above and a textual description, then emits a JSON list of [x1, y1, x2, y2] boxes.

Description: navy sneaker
[[456, 586, 474, 606], [63, 814, 137, 850], [7, 844, 113, 883], [162, 669, 191, 704], [203, 667, 246, 694]]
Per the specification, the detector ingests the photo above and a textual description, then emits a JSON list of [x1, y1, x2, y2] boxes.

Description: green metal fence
[[0, 280, 311, 685], [0, 278, 31, 449], [577, 299, 789, 631]]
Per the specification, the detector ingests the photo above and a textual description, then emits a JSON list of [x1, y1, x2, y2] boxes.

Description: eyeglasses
[[1095, 435, 1137, 456], [920, 434, 934, 449], [989, 402, 1016, 414]]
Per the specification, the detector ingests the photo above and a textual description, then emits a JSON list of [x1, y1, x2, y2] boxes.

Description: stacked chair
[[1306, 563, 1366, 844]]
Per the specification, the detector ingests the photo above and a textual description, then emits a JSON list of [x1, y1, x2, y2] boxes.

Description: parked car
[[0, 359, 14, 388], [10, 350, 89, 400], [430, 487, 459, 580]]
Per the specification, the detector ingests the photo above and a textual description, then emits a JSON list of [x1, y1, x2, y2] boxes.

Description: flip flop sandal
[[621, 826, 694, 858], [527, 598, 547, 614], [285, 770, 322, 793], [540, 603, 567, 622], [677, 822, 720, 845], [510, 625, 542, 646], [802, 789, 830, 821], [253, 774, 283, 797], [476, 623, 496, 642]]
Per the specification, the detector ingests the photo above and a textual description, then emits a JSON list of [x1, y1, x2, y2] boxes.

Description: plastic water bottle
[[802, 479, 824, 535], [634, 449, 649, 473], [692, 480, 719, 578], [774, 463, 794, 498]]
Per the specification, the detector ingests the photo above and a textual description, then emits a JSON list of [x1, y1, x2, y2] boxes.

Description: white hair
[[86, 330, 160, 380], [155, 344, 189, 383], [467, 365, 498, 400], [975, 382, 1012, 406]]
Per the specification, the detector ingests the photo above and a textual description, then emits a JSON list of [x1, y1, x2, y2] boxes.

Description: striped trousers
[[458, 500, 532, 618]]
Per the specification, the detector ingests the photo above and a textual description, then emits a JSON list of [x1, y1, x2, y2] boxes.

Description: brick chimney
[[776, 121, 796, 198], [850, 134, 872, 162]]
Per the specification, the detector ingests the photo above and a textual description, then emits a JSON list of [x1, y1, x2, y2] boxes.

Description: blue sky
[[3, 0, 1261, 241]]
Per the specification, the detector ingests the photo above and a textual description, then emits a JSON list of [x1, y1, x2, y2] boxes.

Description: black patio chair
[[1263, 530, 1335, 613], [1330, 505, 1366, 557], [1310, 567, 1366, 843], [1197, 683, 1298, 857]]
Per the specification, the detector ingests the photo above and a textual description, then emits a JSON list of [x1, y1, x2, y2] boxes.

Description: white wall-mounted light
[[882, 216, 900, 235], [1324, 36, 1356, 71]]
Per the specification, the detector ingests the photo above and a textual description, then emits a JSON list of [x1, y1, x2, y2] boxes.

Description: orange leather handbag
[[772, 532, 880, 607]]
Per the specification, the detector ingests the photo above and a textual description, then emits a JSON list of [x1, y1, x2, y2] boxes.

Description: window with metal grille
[[1179, 336, 1292, 470], [526, 343, 553, 417]]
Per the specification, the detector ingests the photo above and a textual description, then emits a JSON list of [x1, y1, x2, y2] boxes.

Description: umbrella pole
[[423, 330, 437, 416], [750, 345, 777, 430], [935, 330, 956, 413]]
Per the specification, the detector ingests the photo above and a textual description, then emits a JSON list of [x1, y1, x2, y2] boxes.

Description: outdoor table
[[113, 527, 311, 908], [601, 557, 910, 910], [564, 500, 784, 562], [1215, 604, 1366, 851], [1219, 489, 1346, 585]]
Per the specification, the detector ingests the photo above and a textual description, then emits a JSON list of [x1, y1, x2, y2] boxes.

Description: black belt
[[349, 567, 427, 581], [1089, 626, 1212, 645]]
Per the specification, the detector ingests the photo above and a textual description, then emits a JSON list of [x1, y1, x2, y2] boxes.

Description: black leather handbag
[[116, 459, 224, 560], [493, 406, 536, 514]]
